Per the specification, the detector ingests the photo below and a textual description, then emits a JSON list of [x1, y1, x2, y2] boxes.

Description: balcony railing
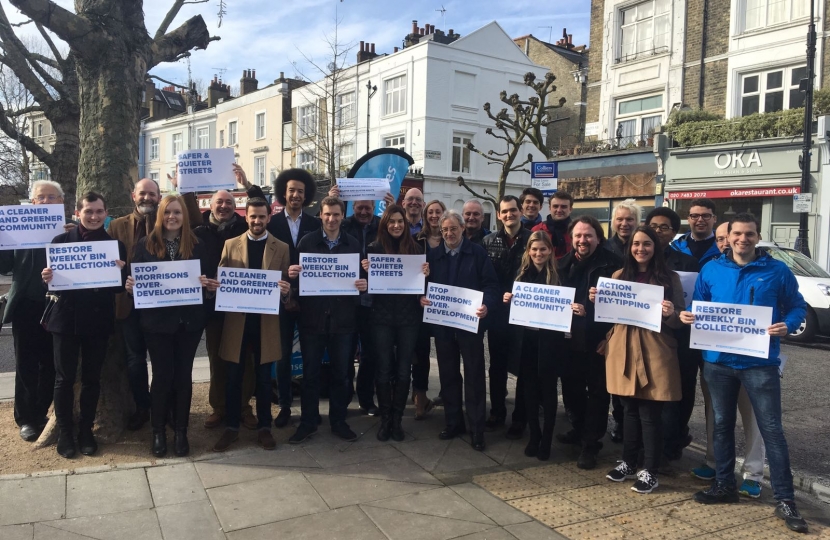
[[614, 45, 669, 65], [551, 134, 655, 157]]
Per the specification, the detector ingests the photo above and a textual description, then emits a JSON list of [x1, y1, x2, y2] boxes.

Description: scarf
[[520, 214, 542, 228], [209, 211, 240, 233], [132, 208, 154, 240], [544, 215, 570, 248], [78, 223, 110, 242]]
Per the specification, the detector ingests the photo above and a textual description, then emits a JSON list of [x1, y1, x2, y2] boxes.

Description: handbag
[[40, 292, 59, 330]]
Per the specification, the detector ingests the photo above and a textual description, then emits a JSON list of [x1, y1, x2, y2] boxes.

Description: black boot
[[538, 422, 554, 461], [376, 382, 392, 442], [174, 429, 189, 457], [390, 382, 408, 442], [57, 430, 76, 459], [78, 427, 98, 456], [391, 413, 405, 442], [152, 430, 167, 457], [524, 421, 541, 457]]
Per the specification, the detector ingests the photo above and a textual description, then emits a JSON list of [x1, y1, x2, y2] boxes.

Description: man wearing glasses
[[670, 198, 721, 265], [403, 189, 425, 235]]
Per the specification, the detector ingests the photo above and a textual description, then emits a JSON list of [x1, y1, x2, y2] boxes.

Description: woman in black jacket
[[361, 205, 429, 441], [41, 192, 127, 459], [126, 195, 216, 457]]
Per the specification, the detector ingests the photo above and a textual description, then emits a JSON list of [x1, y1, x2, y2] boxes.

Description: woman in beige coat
[[589, 226, 684, 494]]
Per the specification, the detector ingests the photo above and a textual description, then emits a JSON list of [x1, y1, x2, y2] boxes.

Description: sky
[[1, 0, 591, 92]]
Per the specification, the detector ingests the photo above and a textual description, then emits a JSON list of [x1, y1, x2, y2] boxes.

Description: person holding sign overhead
[[41, 193, 127, 459], [679, 213, 809, 533], [125, 195, 216, 458], [588, 226, 684, 494]]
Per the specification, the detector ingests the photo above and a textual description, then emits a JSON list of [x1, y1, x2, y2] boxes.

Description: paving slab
[[304, 440, 402, 468], [505, 520, 571, 539], [452, 529, 519, 540], [304, 472, 439, 509], [33, 524, 90, 540], [227, 505, 387, 540], [361, 505, 496, 540], [319, 456, 442, 485], [0, 523, 33, 540], [207, 471, 328, 532], [41, 509, 162, 540], [146, 463, 207, 507], [433, 438, 500, 474], [0, 475, 65, 525], [450, 483, 533, 526], [363, 486, 495, 525], [392, 437, 452, 472], [155, 500, 225, 540], [203, 444, 321, 469], [195, 459, 289, 489], [65, 469, 154, 519]]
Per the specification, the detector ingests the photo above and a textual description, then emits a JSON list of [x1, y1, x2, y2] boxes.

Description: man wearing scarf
[[532, 191, 574, 259], [519, 187, 543, 230]]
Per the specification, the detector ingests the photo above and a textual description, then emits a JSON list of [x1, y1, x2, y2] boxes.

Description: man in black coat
[[462, 200, 490, 246]]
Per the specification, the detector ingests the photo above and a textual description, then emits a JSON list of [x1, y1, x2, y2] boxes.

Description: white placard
[[508, 282, 576, 332], [335, 178, 389, 201], [215, 268, 282, 315], [47, 240, 121, 291], [0, 204, 65, 250], [594, 277, 664, 331], [368, 254, 426, 294], [176, 148, 236, 193], [689, 300, 772, 359], [299, 253, 360, 296], [675, 271, 699, 309], [131, 260, 203, 309], [423, 283, 483, 333], [793, 193, 812, 213]]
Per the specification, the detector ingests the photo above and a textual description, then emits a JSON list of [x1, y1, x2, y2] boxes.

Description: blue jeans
[[703, 361, 794, 501], [121, 309, 150, 411], [299, 332, 353, 429]]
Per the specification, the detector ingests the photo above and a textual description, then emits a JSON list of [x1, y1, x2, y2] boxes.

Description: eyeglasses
[[440, 226, 460, 234], [648, 224, 674, 233], [35, 195, 61, 202], [404, 197, 423, 203], [688, 213, 714, 221]]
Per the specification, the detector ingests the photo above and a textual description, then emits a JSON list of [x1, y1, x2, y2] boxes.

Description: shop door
[[770, 197, 799, 248], [770, 225, 799, 248]]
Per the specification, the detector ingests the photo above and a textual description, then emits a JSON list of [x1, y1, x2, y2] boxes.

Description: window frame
[[335, 91, 356, 127], [149, 137, 159, 161], [742, 0, 810, 32], [228, 120, 238, 146], [451, 133, 473, 174], [738, 65, 807, 117], [383, 133, 406, 150], [383, 74, 407, 116], [616, 0, 671, 64], [298, 105, 316, 139], [614, 94, 663, 147], [196, 127, 209, 150], [171, 132, 183, 157], [253, 155, 267, 185], [255, 111, 266, 140], [298, 150, 316, 172]]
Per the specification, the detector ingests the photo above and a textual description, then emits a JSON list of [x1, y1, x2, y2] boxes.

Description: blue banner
[[346, 148, 414, 217]]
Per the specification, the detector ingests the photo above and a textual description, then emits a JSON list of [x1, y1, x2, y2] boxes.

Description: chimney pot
[[370, 43, 375, 53], [568, 34, 573, 44], [360, 40, 365, 52], [252, 69, 256, 79], [419, 27, 424, 35], [412, 20, 418, 34], [394, 46, 399, 53], [280, 71, 284, 79], [449, 28, 454, 35]]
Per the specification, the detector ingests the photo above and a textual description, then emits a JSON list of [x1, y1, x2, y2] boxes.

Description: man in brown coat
[[212, 198, 292, 452]]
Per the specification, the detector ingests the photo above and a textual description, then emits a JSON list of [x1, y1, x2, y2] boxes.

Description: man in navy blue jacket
[[680, 213, 808, 533]]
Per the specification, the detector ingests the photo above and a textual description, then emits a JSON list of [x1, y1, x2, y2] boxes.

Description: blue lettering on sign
[[532, 162, 557, 179]]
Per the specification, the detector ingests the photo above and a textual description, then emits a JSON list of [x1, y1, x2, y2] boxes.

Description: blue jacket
[[671, 232, 721, 266], [693, 250, 806, 369]]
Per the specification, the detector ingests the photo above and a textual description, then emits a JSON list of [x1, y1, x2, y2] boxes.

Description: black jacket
[[603, 234, 627, 258], [482, 227, 532, 294], [663, 247, 701, 273], [342, 215, 380, 259], [194, 211, 249, 279], [465, 227, 490, 247], [267, 210, 321, 265], [366, 240, 424, 327], [45, 228, 127, 336], [0, 248, 48, 324], [130, 237, 208, 334]]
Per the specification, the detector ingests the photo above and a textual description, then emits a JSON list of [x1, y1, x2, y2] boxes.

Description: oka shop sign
[[713, 150, 762, 175]]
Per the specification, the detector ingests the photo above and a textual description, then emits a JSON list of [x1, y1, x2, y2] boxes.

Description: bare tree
[[0, 64, 33, 196]]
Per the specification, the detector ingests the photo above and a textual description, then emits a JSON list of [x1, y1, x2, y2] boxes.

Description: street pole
[[796, 0, 816, 256]]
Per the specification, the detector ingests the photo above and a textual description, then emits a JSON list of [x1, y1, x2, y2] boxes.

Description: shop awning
[[556, 151, 657, 179]]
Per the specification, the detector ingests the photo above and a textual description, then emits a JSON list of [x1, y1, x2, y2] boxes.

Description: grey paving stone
[[41, 509, 162, 540], [363, 487, 494, 525], [320, 456, 442, 485], [505, 521, 569, 539], [195, 460, 288, 489], [304, 441, 402, 468], [450, 483, 533, 526], [65, 469, 153, 518], [146, 463, 207, 507], [392, 437, 452, 472], [212, 444, 321, 469], [361, 505, 495, 540], [156, 500, 224, 540], [454, 529, 520, 540], [433, 438, 500, 474], [33, 524, 88, 540], [305, 472, 439, 509], [227, 505, 387, 540], [207, 471, 327, 532], [0, 476, 66, 525], [0, 524, 33, 540]]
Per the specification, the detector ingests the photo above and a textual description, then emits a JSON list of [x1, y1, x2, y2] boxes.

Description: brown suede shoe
[[258, 430, 276, 450], [242, 410, 258, 430], [212, 429, 239, 452], [204, 412, 223, 429]]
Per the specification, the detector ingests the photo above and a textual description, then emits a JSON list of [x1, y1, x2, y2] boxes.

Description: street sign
[[793, 193, 812, 213], [531, 162, 558, 196]]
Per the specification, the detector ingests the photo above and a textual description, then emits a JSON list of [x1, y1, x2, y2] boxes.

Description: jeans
[[703, 361, 794, 501], [145, 328, 202, 431], [121, 309, 150, 411], [205, 317, 254, 417], [487, 310, 526, 424], [225, 334, 273, 430], [299, 332, 353, 429], [620, 397, 664, 473], [412, 324, 432, 392], [12, 299, 54, 427], [373, 324, 418, 415], [278, 310, 300, 409], [435, 331, 486, 434], [53, 333, 108, 432]]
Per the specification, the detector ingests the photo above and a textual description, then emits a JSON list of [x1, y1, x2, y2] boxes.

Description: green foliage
[[664, 108, 723, 128], [668, 109, 805, 147], [814, 88, 830, 116]]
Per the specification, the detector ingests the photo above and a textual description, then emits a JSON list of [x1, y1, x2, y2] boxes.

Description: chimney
[[370, 43, 375, 54], [419, 27, 425, 35], [207, 76, 230, 107], [412, 20, 418, 34], [394, 46, 399, 53], [240, 69, 258, 96], [357, 41, 379, 63]]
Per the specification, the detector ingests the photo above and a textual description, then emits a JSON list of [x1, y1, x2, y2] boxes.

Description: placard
[[531, 162, 558, 196], [793, 193, 812, 213], [299, 253, 360, 296], [423, 283, 483, 333], [594, 277, 664, 331], [215, 269, 282, 315], [0, 204, 65, 250], [675, 271, 699, 309], [176, 148, 236, 193], [368, 254, 426, 294], [689, 300, 772, 359], [131, 260, 203, 309], [335, 178, 389, 201], [47, 240, 121, 291], [508, 282, 576, 332]]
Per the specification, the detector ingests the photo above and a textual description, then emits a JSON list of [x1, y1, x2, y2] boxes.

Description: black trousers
[[519, 329, 560, 436], [53, 332, 108, 433], [348, 306, 376, 408], [561, 348, 609, 449], [226, 334, 273, 430], [145, 328, 203, 431], [487, 312, 526, 424], [620, 396, 664, 473], [435, 331, 486, 434], [662, 346, 700, 454], [412, 323, 432, 392], [12, 299, 54, 427]]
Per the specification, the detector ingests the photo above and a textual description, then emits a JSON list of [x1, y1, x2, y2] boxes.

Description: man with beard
[[462, 200, 490, 246], [532, 191, 574, 259]]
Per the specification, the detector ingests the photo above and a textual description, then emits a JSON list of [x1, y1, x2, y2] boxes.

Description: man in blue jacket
[[670, 198, 721, 265], [680, 213, 808, 534]]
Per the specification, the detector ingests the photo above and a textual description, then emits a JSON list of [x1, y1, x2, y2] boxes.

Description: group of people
[[2, 174, 809, 533]]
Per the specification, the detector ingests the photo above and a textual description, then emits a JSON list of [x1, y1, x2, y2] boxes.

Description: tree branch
[[8, 0, 97, 50], [35, 22, 62, 63], [7, 105, 43, 116], [0, 6, 53, 105], [148, 74, 188, 89], [27, 51, 59, 69], [0, 102, 52, 163], [149, 15, 214, 69], [455, 176, 497, 208], [155, 0, 184, 40]]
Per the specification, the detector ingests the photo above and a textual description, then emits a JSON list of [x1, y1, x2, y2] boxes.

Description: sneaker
[[332, 423, 357, 442], [631, 470, 659, 494], [691, 465, 716, 481], [606, 461, 637, 482], [288, 425, 317, 444], [739, 479, 761, 499], [774, 500, 808, 533], [694, 481, 739, 504]]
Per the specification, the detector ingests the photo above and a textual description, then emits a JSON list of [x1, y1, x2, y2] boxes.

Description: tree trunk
[[47, 116, 80, 213]]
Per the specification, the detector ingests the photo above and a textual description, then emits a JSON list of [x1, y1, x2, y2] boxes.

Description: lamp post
[[795, 0, 816, 257]]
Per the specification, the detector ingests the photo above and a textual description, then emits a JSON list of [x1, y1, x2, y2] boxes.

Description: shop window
[[617, 0, 671, 63], [740, 66, 806, 116]]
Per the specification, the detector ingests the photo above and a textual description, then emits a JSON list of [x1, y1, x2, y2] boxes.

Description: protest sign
[[368, 254, 426, 294], [176, 148, 236, 193], [675, 271, 699, 309], [0, 204, 65, 250], [335, 178, 389, 201], [47, 240, 121, 291], [131, 260, 202, 309], [422, 283, 483, 333], [216, 269, 282, 315], [299, 253, 360, 296], [689, 300, 772, 359], [508, 282, 575, 332], [594, 277, 664, 331]]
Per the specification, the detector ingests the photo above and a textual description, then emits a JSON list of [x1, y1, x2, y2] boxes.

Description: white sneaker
[[631, 470, 659, 494]]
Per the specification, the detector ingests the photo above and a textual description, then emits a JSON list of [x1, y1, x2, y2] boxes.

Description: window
[[254, 156, 266, 185], [298, 151, 315, 171], [219, 130, 225, 148], [298, 106, 315, 138], [197, 127, 209, 149], [452, 134, 472, 173], [171, 133, 182, 157], [283, 122, 292, 150], [383, 134, 405, 150], [744, 0, 808, 31], [384, 75, 407, 115], [37, 123, 43, 137], [337, 143, 355, 172], [615, 95, 663, 146], [149, 137, 159, 161], [255, 112, 266, 139], [149, 171, 159, 182], [228, 121, 237, 145], [740, 66, 807, 116], [335, 92, 355, 126], [618, 0, 670, 63]]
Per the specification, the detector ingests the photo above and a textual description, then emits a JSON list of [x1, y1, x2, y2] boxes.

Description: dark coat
[[194, 211, 249, 317], [0, 248, 48, 324], [342, 215, 380, 259], [663, 248, 701, 273], [531, 216, 572, 260], [366, 240, 424, 327], [482, 227, 532, 294], [267, 210, 322, 265]]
